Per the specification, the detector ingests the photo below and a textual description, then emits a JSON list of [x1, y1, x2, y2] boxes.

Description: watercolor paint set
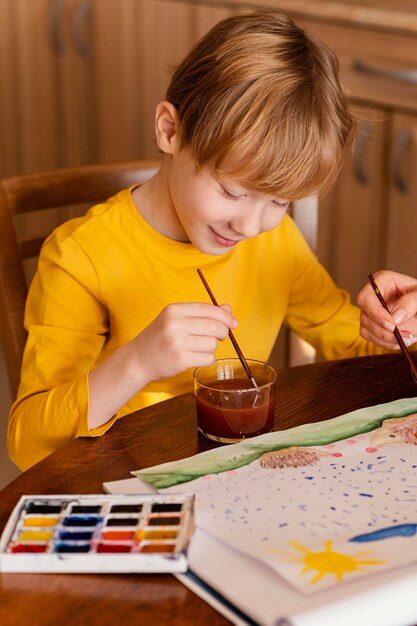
[[0, 493, 195, 573]]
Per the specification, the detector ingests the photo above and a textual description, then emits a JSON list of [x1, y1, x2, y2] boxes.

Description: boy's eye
[[220, 185, 240, 201], [272, 200, 289, 210]]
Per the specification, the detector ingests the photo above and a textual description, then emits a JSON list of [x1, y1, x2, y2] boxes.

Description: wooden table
[[1, 353, 416, 626]]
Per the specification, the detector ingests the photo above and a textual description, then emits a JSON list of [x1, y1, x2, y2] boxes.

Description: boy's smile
[[209, 227, 243, 248]]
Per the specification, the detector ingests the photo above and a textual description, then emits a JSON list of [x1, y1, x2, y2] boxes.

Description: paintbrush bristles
[[197, 268, 258, 388]]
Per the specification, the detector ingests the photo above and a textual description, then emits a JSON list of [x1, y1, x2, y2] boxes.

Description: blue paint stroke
[[350, 524, 417, 542]]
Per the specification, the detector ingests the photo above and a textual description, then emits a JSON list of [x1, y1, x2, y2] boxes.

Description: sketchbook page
[[186, 526, 417, 626], [130, 397, 417, 594], [132, 397, 417, 489], [105, 398, 417, 623], [103, 475, 417, 626], [105, 397, 416, 497], [163, 419, 417, 593]]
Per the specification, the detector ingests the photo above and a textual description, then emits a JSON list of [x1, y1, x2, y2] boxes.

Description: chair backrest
[[0, 159, 160, 398]]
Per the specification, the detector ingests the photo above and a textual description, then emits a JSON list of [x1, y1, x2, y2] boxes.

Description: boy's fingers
[[356, 283, 373, 308], [166, 302, 237, 327], [361, 310, 417, 349], [192, 302, 237, 327], [360, 312, 396, 345], [185, 317, 231, 340], [392, 292, 417, 324], [357, 293, 396, 333]]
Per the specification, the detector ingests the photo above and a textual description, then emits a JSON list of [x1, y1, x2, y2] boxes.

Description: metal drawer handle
[[392, 128, 412, 194], [353, 59, 417, 85], [47, 0, 66, 54], [73, 0, 92, 57], [353, 120, 372, 186]]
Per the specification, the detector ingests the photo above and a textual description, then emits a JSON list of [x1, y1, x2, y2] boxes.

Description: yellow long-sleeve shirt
[[8, 187, 384, 470]]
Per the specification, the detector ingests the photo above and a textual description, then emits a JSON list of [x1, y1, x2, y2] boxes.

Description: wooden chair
[[0, 159, 160, 398]]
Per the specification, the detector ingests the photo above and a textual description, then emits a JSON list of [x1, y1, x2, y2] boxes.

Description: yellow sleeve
[[7, 232, 118, 470], [283, 218, 387, 360]]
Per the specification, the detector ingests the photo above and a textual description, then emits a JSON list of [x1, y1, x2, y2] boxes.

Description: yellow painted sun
[[277, 540, 385, 584]]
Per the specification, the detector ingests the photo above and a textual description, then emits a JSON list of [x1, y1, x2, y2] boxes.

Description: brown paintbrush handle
[[197, 268, 258, 388]]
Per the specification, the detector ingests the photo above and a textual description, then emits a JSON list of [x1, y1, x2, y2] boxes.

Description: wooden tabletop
[[1, 352, 416, 626]]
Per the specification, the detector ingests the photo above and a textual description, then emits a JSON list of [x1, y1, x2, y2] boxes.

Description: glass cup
[[193, 358, 277, 443]]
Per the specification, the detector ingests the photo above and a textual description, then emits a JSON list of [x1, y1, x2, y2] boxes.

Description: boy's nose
[[230, 208, 263, 239]]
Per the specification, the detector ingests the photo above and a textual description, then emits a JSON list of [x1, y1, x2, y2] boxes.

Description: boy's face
[[166, 147, 289, 256]]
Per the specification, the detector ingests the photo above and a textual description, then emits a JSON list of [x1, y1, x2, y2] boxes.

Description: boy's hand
[[130, 302, 237, 383], [357, 270, 417, 349]]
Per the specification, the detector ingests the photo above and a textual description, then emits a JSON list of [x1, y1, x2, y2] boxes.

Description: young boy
[[8, 10, 386, 470]]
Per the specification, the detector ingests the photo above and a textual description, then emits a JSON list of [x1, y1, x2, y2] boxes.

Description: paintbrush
[[368, 273, 417, 384], [197, 268, 258, 389]]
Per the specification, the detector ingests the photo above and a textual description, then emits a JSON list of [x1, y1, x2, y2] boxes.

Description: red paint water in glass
[[196, 378, 275, 440]]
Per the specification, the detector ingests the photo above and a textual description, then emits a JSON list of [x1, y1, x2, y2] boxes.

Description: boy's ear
[[155, 101, 180, 154]]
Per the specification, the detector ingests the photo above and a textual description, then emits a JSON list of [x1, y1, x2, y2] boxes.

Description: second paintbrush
[[368, 273, 417, 385]]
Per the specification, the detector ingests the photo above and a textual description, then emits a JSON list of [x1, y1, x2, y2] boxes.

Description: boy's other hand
[[357, 270, 417, 349], [129, 302, 238, 383]]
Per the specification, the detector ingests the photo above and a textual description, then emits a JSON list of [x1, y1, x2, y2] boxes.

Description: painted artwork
[[133, 397, 417, 593]]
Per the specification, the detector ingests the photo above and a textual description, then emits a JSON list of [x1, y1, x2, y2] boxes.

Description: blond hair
[[166, 11, 354, 200]]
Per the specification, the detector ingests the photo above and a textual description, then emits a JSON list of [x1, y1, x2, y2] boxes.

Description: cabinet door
[[11, 0, 61, 174], [89, 0, 142, 162], [4, 0, 95, 175], [58, 0, 96, 167], [317, 106, 388, 302], [386, 112, 417, 276], [0, 0, 19, 176], [91, 0, 233, 162]]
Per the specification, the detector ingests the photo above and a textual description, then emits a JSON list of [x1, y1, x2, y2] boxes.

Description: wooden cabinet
[[0, 0, 19, 177], [8, 0, 60, 174], [58, 0, 96, 167], [89, 0, 143, 163], [0, 0, 95, 176], [3, 0, 417, 343], [386, 112, 417, 276], [296, 16, 417, 301], [89, 0, 233, 162], [317, 106, 389, 300], [0, 0, 233, 173], [319, 108, 417, 300]]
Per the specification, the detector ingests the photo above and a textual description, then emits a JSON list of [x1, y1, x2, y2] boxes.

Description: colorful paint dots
[[0, 494, 195, 573]]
